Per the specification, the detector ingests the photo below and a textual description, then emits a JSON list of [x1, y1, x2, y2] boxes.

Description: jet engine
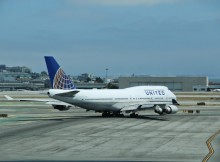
[[52, 105, 70, 111], [154, 106, 163, 115], [164, 105, 178, 114], [154, 105, 178, 115]]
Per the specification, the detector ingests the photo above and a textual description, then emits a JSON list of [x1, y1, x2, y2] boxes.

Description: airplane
[[45, 56, 179, 117]]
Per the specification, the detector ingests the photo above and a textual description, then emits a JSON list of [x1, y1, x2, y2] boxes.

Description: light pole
[[105, 68, 108, 83]]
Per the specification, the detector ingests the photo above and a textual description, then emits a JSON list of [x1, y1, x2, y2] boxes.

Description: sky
[[0, 0, 220, 77]]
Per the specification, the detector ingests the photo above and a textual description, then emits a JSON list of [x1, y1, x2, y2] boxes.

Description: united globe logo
[[53, 68, 75, 89]]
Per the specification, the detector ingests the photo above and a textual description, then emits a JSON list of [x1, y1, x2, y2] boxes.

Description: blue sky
[[0, 0, 219, 77]]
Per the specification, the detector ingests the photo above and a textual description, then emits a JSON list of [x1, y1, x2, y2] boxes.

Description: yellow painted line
[[202, 129, 220, 162]]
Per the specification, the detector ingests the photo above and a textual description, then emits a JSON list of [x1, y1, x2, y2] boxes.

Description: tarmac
[[0, 92, 220, 162]]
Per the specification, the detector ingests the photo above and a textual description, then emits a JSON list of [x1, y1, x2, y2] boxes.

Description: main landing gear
[[102, 111, 124, 117], [129, 113, 139, 118], [101, 111, 139, 118]]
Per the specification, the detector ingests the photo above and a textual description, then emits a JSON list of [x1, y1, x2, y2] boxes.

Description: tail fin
[[44, 56, 75, 90]]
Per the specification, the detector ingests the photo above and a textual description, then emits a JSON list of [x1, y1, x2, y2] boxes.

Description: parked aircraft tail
[[44, 56, 75, 89]]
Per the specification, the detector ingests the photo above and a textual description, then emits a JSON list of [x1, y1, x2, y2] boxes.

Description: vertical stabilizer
[[44, 56, 75, 89]]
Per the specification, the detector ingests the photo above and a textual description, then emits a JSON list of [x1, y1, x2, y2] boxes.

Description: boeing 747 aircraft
[[45, 56, 179, 117]]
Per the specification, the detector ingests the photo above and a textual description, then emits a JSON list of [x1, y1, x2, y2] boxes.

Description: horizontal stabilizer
[[55, 90, 80, 97], [4, 95, 14, 100]]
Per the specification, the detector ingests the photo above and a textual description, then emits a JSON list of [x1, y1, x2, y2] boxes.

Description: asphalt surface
[[0, 102, 220, 162]]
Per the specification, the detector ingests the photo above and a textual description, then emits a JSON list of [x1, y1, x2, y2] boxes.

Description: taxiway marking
[[202, 129, 220, 162]]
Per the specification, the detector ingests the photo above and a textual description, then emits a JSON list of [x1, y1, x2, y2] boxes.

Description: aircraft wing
[[45, 101, 72, 107], [114, 102, 155, 112], [116, 101, 175, 112], [120, 105, 142, 111]]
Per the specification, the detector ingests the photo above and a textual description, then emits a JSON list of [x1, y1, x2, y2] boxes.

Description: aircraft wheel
[[102, 112, 110, 117], [112, 112, 120, 117], [130, 113, 138, 118]]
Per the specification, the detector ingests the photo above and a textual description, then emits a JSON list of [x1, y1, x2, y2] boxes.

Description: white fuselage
[[48, 86, 177, 112]]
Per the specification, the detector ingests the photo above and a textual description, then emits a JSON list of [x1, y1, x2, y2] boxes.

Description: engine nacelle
[[164, 105, 178, 114], [154, 106, 163, 115], [52, 105, 70, 111]]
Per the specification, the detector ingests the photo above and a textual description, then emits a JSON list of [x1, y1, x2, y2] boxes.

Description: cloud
[[67, 0, 179, 6]]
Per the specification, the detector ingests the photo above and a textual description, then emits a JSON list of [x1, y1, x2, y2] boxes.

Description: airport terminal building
[[119, 76, 208, 91]]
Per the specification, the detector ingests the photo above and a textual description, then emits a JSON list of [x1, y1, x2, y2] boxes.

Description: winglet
[[4, 95, 14, 100], [44, 56, 75, 90]]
